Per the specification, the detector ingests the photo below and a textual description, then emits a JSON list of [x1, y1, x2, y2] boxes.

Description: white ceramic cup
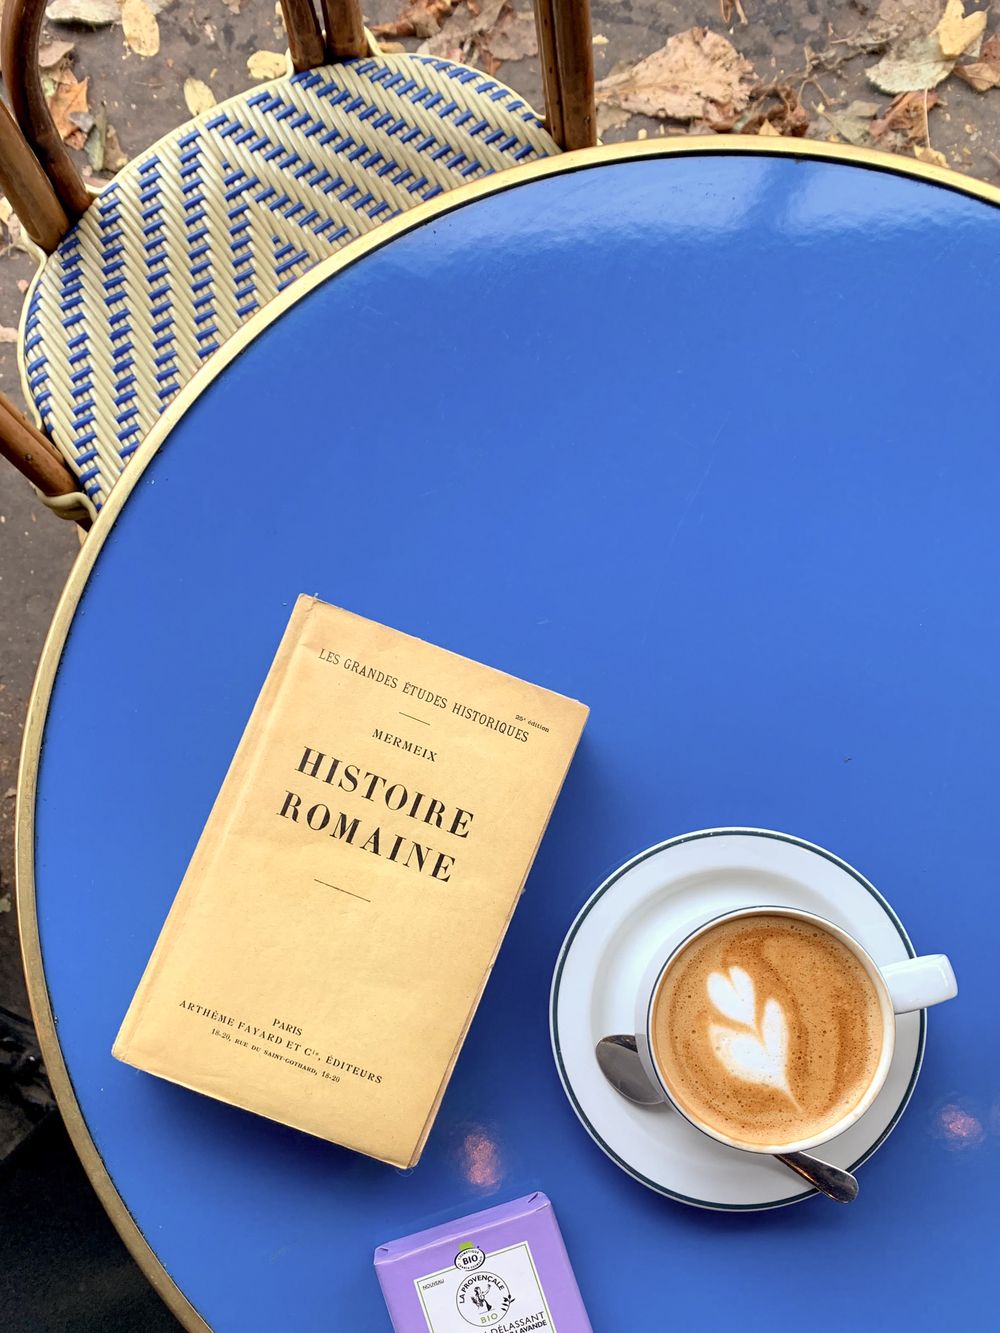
[[634, 905, 957, 1156]]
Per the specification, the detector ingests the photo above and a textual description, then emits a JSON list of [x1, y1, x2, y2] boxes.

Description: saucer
[[549, 828, 925, 1211]]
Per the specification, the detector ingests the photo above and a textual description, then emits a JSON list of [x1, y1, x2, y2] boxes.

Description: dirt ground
[[0, 0, 998, 1159]]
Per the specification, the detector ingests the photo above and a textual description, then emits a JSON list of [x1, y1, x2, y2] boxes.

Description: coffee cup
[[634, 905, 956, 1157]]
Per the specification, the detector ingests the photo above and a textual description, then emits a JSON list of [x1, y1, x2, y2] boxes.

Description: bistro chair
[[0, 0, 595, 523]]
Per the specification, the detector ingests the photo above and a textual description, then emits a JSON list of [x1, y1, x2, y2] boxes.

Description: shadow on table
[[0, 1112, 182, 1333]]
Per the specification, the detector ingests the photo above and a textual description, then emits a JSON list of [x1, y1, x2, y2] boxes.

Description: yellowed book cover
[[113, 596, 587, 1168]]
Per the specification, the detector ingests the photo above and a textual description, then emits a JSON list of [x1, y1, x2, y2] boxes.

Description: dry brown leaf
[[184, 77, 217, 116], [45, 0, 171, 21], [372, 0, 459, 40], [870, 88, 940, 145], [104, 124, 129, 171], [47, 70, 90, 142], [121, 0, 159, 56], [954, 33, 1000, 89], [247, 50, 287, 80], [2, 212, 33, 256], [708, 81, 809, 136], [38, 39, 76, 66], [221, 0, 242, 11], [45, 0, 121, 22], [418, 0, 504, 58], [596, 102, 631, 136], [720, 0, 748, 25], [595, 28, 756, 124], [85, 105, 108, 170], [0, 326, 20, 343], [870, 0, 947, 45], [866, 0, 988, 92], [914, 143, 948, 166], [819, 99, 881, 146], [481, 9, 537, 64], [935, 0, 987, 59], [866, 33, 953, 92]]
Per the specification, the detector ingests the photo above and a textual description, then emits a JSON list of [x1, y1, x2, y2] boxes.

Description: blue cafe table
[[19, 142, 1000, 1330]]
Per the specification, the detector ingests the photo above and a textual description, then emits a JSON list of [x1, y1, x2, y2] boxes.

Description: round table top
[[22, 142, 1000, 1331]]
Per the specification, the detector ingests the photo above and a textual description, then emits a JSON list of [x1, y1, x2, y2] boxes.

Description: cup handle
[[881, 955, 957, 1014]]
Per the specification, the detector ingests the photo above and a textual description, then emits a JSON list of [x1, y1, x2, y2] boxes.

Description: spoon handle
[[776, 1151, 859, 1204]]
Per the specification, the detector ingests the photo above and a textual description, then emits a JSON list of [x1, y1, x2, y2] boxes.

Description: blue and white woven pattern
[[22, 54, 558, 509]]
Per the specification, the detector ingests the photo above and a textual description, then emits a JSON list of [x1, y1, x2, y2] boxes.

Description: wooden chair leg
[[0, 101, 69, 254], [533, 0, 566, 150], [533, 0, 596, 151], [0, 394, 81, 506], [281, 0, 326, 72], [318, 0, 368, 59], [1, 0, 91, 224]]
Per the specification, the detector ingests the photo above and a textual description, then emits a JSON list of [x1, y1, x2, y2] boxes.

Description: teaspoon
[[595, 1034, 859, 1204]]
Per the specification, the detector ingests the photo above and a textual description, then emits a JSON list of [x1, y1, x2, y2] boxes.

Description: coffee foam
[[652, 915, 884, 1149]]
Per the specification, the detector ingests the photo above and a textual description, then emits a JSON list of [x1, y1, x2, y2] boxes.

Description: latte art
[[707, 967, 793, 1100], [652, 915, 885, 1149]]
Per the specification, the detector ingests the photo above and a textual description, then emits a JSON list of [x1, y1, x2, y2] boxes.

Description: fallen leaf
[[372, 0, 459, 40], [592, 33, 608, 46], [819, 99, 881, 145], [38, 38, 76, 66], [914, 143, 949, 166], [720, 0, 748, 25], [0, 326, 19, 343], [596, 102, 631, 136], [595, 28, 757, 124], [866, 32, 953, 92], [481, 9, 537, 63], [45, 0, 172, 21], [2, 211, 32, 256], [45, 0, 121, 22], [85, 104, 107, 170], [954, 33, 1000, 90], [869, 0, 947, 44], [221, 0, 241, 12], [247, 49, 287, 80], [870, 88, 940, 145], [708, 82, 809, 136], [935, 0, 987, 59], [47, 70, 90, 142], [418, 0, 505, 58], [121, 0, 160, 56], [104, 124, 129, 171], [184, 76, 217, 116]]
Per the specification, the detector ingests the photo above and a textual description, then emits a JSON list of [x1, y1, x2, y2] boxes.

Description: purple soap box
[[374, 1192, 592, 1331]]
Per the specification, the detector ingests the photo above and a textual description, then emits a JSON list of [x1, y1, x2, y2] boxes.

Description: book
[[113, 596, 588, 1168]]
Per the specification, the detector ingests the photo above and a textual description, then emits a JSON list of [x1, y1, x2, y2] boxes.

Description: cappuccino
[[651, 914, 884, 1149]]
